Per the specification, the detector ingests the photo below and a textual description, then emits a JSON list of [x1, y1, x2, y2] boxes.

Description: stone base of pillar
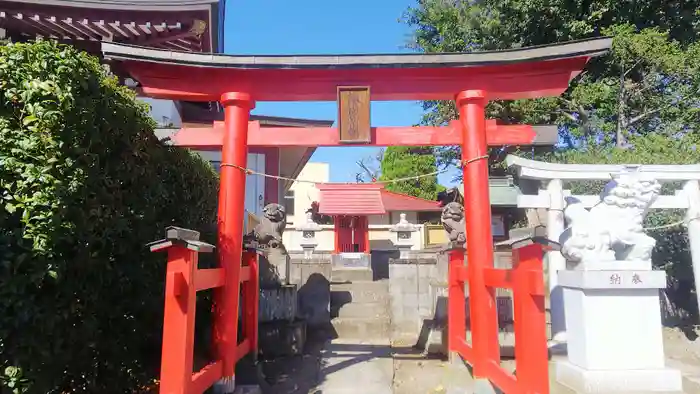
[[212, 376, 236, 394], [556, 361, 682, 393], [556, 265, 683, 393], [232, 385, 262, 394]]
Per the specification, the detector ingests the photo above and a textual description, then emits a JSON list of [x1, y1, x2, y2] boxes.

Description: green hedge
[[0, 41, 219, 393]]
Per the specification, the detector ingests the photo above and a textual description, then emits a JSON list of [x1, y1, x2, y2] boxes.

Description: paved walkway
[[318, 338, 393, 394]]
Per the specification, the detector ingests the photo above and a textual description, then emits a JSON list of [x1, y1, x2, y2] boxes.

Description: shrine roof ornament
[[102, 37, 612, 102]]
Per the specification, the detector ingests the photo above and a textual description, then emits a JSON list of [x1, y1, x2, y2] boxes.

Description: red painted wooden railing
[[448, 243, 549, 394], [149, 227, 259, 394]]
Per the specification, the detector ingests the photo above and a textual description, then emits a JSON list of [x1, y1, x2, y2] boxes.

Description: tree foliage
[[404, 0, 700, 168], [379, 146, 445, 200], [0, 41, 219, 393], [355, 149, 384, 183], [404, 0, 700, 319]]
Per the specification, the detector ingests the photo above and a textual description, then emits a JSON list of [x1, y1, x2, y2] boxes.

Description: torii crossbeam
[[167, 120, 556, 148]]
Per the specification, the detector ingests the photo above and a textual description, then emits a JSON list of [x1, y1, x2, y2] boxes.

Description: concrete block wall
[[388, 251, 517, 339], [388, 257, 440, 336], [288, 252, 333, 327]]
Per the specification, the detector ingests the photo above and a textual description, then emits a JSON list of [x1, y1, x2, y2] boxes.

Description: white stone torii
[[506, 155, 700, 341]]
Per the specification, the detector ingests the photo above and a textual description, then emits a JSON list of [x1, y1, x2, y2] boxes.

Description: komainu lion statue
[[244, 203, 290, 286], [441, 202, 466, 248], [559, 172, 661, 264], [245, 203, 287, 250]]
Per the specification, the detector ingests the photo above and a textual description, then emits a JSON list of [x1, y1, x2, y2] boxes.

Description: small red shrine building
[[314, 183, 442, 253]]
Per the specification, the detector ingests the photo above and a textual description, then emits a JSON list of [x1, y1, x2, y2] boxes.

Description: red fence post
[[242, 251, 260, 358], [448, 248, 467, 356], [456, 90, 500, 376], [513, 243, 549, 394], [148, 228, 210, 394], [159, 245, 197, 394]]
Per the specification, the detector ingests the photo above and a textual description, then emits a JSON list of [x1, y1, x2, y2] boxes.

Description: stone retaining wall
[[389, 257, 441, 336], [388, 251, 516, 338], [288, 253, 332, 327]]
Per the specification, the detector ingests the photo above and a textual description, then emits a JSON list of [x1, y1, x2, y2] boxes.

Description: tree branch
[[616, 62, 627, 147], [560, 98, 592, 133], [623, 59, 643, 77], [625, 87, 700, 127]]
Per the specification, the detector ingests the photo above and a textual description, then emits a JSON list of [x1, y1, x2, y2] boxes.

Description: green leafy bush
[[0, 41, 219, 393]]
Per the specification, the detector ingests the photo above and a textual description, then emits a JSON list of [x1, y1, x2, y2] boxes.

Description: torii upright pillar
[[214, 92, 254, 392], [456, 90, 500, 376]]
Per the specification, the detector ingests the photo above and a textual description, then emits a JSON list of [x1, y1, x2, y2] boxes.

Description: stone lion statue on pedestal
[[560, 172, 661, 264], [246, 203, 286, 250], [244, 203, 289, 286], [441, 202, 466, 249]]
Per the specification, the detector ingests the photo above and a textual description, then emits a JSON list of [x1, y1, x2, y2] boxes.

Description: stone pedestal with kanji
[[555, 260, 682, 393]]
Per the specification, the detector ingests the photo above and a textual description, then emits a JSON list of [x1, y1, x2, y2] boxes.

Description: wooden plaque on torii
[[337, 86, 371, 143]]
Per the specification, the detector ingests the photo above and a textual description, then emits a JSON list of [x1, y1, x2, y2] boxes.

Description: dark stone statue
[[244, 203, 290, 286], [247, 203, 287, 249], [441, 202, 466, 249]]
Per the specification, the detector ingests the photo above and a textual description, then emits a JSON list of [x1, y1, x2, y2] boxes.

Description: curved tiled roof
[[316, 184, 443, 215], [0, 0, 222, 52], [2, 0, 219, 11]]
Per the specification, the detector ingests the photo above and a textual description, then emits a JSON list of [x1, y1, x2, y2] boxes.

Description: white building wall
[[191, 150, 265, 233], [287, 162, 329, 225], [140, 98, 182, 128]]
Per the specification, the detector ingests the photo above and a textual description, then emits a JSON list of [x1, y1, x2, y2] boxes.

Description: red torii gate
[[104, 37, 611, 393]]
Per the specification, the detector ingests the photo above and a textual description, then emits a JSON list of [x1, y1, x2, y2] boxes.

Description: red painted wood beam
[[194, 268, 225, 291], [190, 362, 223, 394], [126, 57, 590, 102], [169, 120, 538, 148]]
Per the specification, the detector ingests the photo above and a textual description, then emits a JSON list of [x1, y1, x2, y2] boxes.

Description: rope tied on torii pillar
[[219, 154, 489, 186]]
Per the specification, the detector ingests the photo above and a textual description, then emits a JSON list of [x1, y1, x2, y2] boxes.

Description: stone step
[[330, 281, 389, 305], [331, 268, 373, 282], [416, 321, 518, 357], [332, 301, 388, 319], [666, 358, 700, 394], [331, 317, 390, 339]]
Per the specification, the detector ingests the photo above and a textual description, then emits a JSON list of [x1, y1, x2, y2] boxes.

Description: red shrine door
[[334, 216, 369, 253]]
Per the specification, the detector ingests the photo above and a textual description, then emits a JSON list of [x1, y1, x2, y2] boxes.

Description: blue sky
[[224, 0, 457, 185]]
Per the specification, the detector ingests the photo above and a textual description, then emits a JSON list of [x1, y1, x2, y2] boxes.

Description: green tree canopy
[[404, 0, 700, 170], [403, 0, 700, 319], [0, 41, 219, 392], [379, 146, 445, 200]]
